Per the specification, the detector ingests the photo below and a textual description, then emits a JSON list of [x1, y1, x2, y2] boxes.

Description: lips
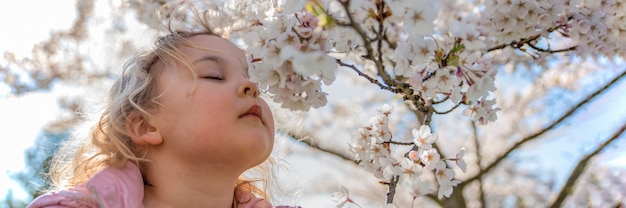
[[241, 105, 263, 121]]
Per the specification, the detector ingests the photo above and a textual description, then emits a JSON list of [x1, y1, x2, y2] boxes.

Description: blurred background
[[1, 1, 626, 207]]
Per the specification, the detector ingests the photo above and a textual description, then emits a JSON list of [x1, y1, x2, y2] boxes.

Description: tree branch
[[527, 43, 577, 54], [486, 18, 572, 53], [549, 121, 626, 208], [463, 69, 626, 185], [278, 129, 357, 164], [337, 59, 395, 92], [433, 102, 462, 115], [374, 0, 396, 89], [336, 0, 374, 61], [471, 121, 486, 207], [385, 175, 399, 204], [385, 141, 414, 146], [432, 96, 449, 105], [336, 0, 407, 96]]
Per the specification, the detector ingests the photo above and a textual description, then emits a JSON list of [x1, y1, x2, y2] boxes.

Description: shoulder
[[27, 162, 144, 208], [85, 162, 144, 207], [27, 186, 99, 208]]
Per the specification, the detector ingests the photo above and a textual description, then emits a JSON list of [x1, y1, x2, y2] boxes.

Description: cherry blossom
[[117, 0, 626, 206], [437, 179, 461, 199], [404, 179, 434, 199], [331, 186, 351, 208], [412, 125, 437, 150], [11, 0, 626, 207], [399, 158, 423, 182], [348, 104, 465, 204], [402, 1, 440, 36], [407, 150, 419, 161], [420, 148, 441, 170], [453, 147, 467, 173], [278, 0, 306, 14]]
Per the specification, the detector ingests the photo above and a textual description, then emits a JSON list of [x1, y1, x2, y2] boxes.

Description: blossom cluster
[[481, 0, 576, 45], [243, 9, 338, 111], [126, 0, 626, 123], [119, 0, 626, 205], [237, 0, 501, 124], [382, 0, 500, 124], [126, 0, 504, 122], [346, 104, 466, 203], [568, 0, 626, 57], [479, 0, 626, 58]]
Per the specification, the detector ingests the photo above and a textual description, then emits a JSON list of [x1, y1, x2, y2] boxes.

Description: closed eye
[[202, 76, 224, 80]]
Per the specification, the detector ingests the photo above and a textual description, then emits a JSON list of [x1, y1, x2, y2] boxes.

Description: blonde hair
[[45, 1, 277, 203]]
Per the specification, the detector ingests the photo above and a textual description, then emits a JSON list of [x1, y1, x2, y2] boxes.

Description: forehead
[[181, 35, 246, 66]]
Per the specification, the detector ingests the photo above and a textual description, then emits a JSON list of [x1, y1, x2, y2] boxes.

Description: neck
[[142, 161, 242, 208]]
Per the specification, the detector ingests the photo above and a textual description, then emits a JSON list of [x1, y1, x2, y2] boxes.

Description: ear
[[126, 112, 163, 145]]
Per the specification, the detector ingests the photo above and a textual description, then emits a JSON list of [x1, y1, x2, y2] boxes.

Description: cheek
[[261, 102, 275, 130], [264, 103, 276, 151]]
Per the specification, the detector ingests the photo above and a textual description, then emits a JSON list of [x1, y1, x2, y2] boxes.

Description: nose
[[238, 79, 259, 98]]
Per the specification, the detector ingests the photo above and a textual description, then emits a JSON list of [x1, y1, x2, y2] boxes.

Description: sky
[[1, 1, 626, 207], [0, 0, 77, 200], [0, 91, 61, 200]]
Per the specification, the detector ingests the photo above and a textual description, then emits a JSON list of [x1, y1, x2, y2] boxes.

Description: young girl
[[27, 3, 297, 208]]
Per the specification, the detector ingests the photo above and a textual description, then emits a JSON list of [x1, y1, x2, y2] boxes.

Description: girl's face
[[148, 35, 274, 171]]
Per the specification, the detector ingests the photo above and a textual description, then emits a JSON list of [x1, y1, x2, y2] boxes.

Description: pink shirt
[[27, 163, 298, 208]]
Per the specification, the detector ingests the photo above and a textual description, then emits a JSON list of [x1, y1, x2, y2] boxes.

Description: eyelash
[[203, 75, 224, 80]]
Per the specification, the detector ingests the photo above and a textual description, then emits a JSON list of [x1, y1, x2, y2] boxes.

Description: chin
[[255, 147, 273, 166], [240, 133, 273, 166], [241, 144, 272, 166]]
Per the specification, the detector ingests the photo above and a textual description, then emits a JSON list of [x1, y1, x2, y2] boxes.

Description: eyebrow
[[193, 55, 223, 65], [193, 54, 250, 78]]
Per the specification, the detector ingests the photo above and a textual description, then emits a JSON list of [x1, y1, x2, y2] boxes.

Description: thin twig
[[374, 1, 395, 87], [433, 102, 462, 115], [279, 129, 357, 164], [338, 0, 400, 89], [337, 0, 373, 60], [486, 18, 572, 53], [337, 59, 394, 92], [432, 96, 449, 105], [385, 141, 414, 146], [383, 32, 397, 50], [527, 43, 577, 54], [385, 175, 400, 204]]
